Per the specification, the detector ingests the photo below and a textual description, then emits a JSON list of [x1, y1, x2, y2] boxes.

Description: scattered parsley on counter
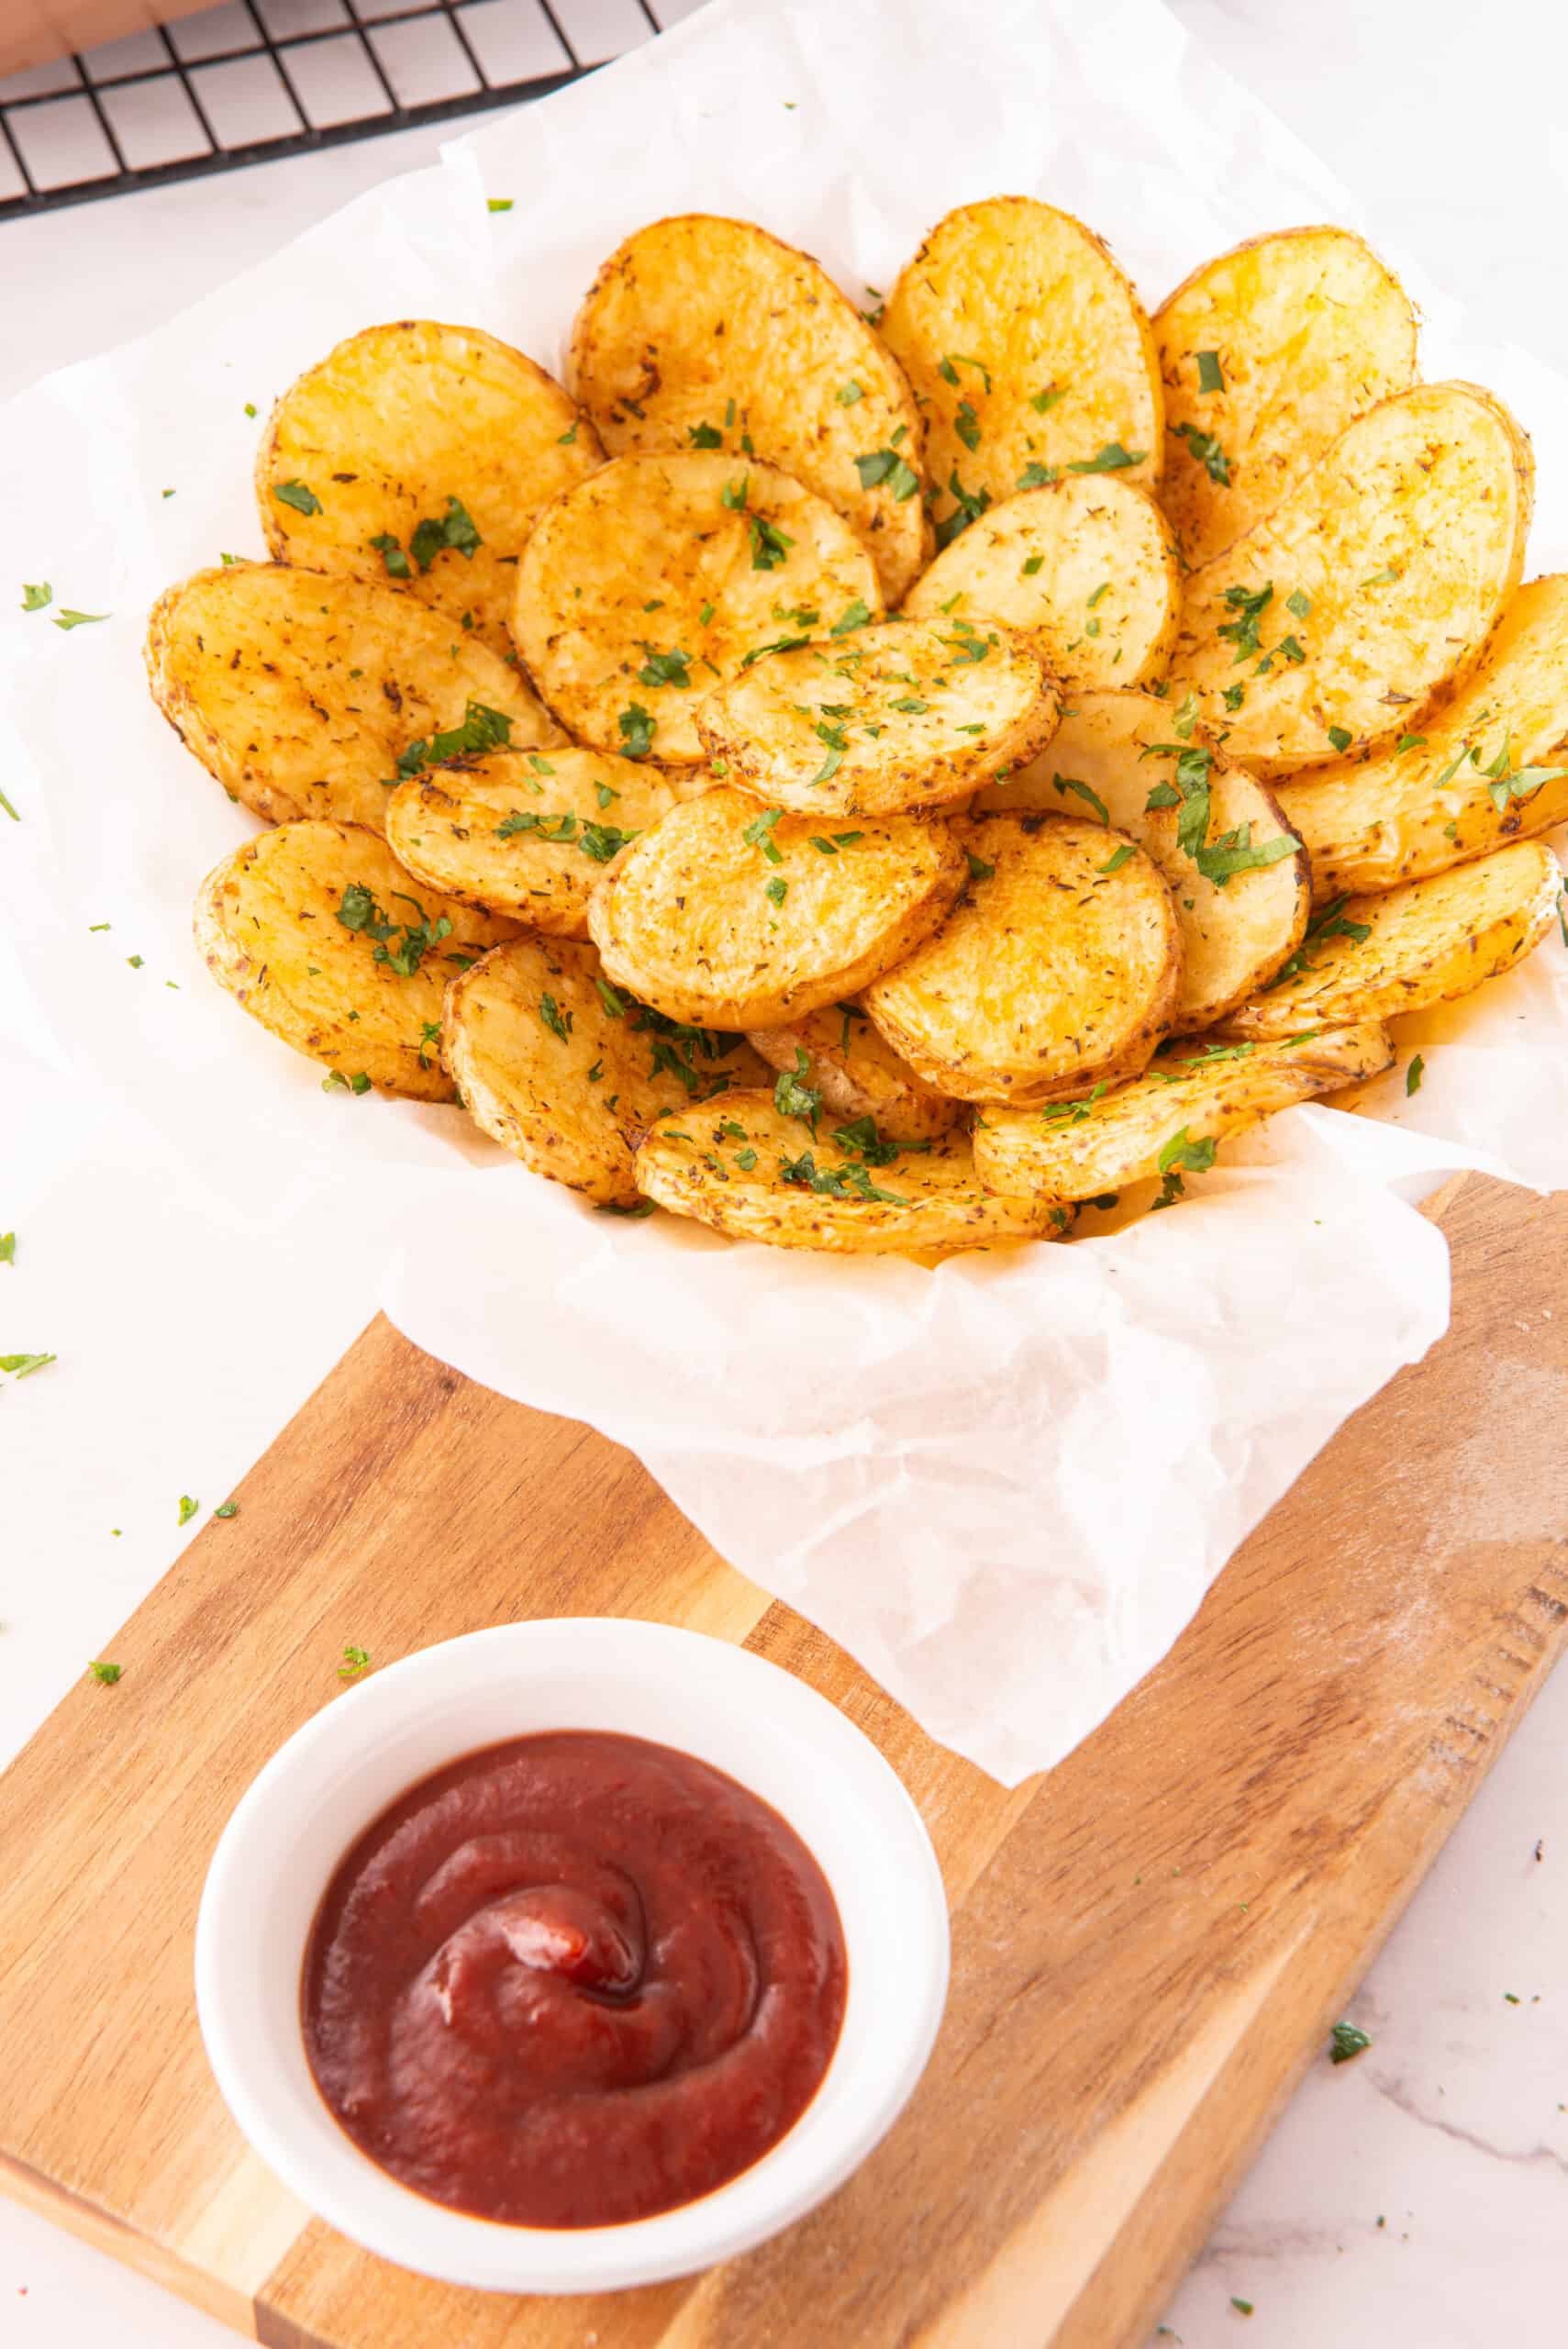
[[178, 1495, 199, 1525], [53, 607, 110, 630], [21, 582, 50, 611], [338, 1645, 371, 1680], [0, 787, 19, 820], [88, 1661, 122, 1686], [486, 196, 514, 212], [0, 1233, 13, 1266], [0, 1352, 54, 1377], [1329, 2020, 1372, 2064], [1230, 2299, 1255, 2318], [1406, 1053, 1425, 1097], [243, 401, 258, 417], [214, 1501, 239, 1520]]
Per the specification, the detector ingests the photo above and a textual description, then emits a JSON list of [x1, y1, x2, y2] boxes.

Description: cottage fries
[[156, 207, 1564, 1255]]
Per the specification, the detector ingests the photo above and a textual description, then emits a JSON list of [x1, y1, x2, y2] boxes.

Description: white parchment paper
[[3, 0, 1566, 1781]]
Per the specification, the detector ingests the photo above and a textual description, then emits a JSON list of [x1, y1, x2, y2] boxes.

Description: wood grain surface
[[0, 1174, 1564, 2348]]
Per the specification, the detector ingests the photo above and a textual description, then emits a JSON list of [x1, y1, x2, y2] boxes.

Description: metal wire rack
[[0, 0, 679, 221]]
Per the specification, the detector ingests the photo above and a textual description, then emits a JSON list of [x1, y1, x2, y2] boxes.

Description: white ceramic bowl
[[195, 1618, 949, 2294]]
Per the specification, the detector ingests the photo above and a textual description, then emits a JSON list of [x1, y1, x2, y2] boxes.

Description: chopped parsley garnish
[[855, 447, 919, 500], [1329, 2021, 1372, 2064], [1022, 554, 1044, 576], [1053, 773, 1111, 826], [21, 582, 50, 611], [1286, 588, 1312, 621], [1068, 442, 1144, 474], [1230, 2299, 1255, 2318], [617, 703, 655, 759], [1193, 820, 1301, 887], [836, 380, 864, 406], [370, 531, 411, 579], [1195, 350, 1224, 394], [0, 1351, 54, 1377], [1016, 461, 1058, 491], [338, 1645, 371, 1680], [1142, 741, 1213, 867], [831, 597, 872, 636], [1171, 422, 1229, 484], [1158, 1129, 1216, 1177], [53, 607, 110, 630], [954, 398, 982, 452], [778, 1150, 906, 1204], [720, 473, 749, 511], [638, 645, 693, 689], [749, 514, 795, 571], [335, 883, 451, 976], [742, 807, 784, 863], [407, 495, 482, 570], [557, 421, 578, 446], [322, 1070, 373, 1095], [940, 351, 993, 394], [1217, 580, 1273, 662], [1479, 732, 1568, 812], [773, 1050, 821, 1130], [1266, 896, 1373, 987], [891, 696, 929, 714], [1222, 683, 1245, 712], [417, 1019, 441, 1069], [89, 1661, 122, 1685], [1396, 731, 1427, 754], [740, 632, 810, 668], [272, 479, 321, 517], [764, 874, 788, 907], [810, 721, 847, 785], [1098, 843, 1137, 875], [388, 698, 514, 785], [688, 420, 723, 449], [964, 847, 996, 882], [734, 1147, 758, 1172], [1406, 1052, 1425, 1097], [810, 832, 862, 852], [1362, 565, 1402, 588], [597, 1199, 657, 1218], [1029, 384, 1066, 413], [1327, 725, 1354, 753], [539, 993, 573, 1042], [936, 469, 992, 548]]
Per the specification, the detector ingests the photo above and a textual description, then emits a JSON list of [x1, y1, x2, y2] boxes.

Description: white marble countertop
[[3, 3, 1566, 2343]]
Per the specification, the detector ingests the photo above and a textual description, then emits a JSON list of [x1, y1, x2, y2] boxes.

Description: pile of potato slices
[[152, 203, 1567, 1256]]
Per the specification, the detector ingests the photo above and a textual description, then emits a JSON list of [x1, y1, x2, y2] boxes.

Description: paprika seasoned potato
[[903, 476, 1179, 691], [1169, 383, 1533, 776], [1276, 575, 1568, 902], [569, 214, 929, 602], [147, 562, 558, 833], [1154, 228, 1418, 570], [510, 451, 880, 765], [862, 812, 1181, 1102], [1221, 841, 1562, 1040], [973, 689, 1308, 1030], [586, 787, 967, 1030], [973, 1022, 1394, 1201], [696, 617, 1058, 817], [880, 196, 1163, 542], [633, 1093, 1068, 1252], [256, 320, 603, 657], [746, 1005, 961, 1143], [194, 818, 519, 1100], [444, 936, 767, 1206], [385, 746, 675, 935]]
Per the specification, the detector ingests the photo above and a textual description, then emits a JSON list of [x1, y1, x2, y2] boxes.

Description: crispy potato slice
[[385, 746, 675, 936], [568, 215, 928, 602], [510, 452, 880, 766], [879, 196, 1163, 542], [1155, 228, 1418, 570], [903, 477, 1179, 691], [194, 818, 519, 1100], [695, 617, 1058, 817], [147, 562, 557, 834], [444, 937, 767, 1207], [1169, 384, 1533, 777], [973, 1023, 1394, 1201], [586, 786, 966, 1030], [256, 321, 604, 658], [1277, 575, 1568, 902], [745, 1005, 961, 1143], [973, 689, 1308, 1030], [1221, 841, 1562, 1040], [862, 813, 1180, 1102], [633, 1093, 1067, 1253]]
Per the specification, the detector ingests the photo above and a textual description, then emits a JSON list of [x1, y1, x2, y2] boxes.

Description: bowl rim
[[194, 1617, 950, 2294]]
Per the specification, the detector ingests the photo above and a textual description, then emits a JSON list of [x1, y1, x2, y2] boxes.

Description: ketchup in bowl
[[302, 1729, 848, 2228]]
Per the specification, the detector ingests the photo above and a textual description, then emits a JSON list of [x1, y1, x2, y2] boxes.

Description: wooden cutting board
[[2, 1173, 1565, 2349]]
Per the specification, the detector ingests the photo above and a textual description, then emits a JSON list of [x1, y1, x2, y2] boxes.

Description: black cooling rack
[[0, 0, 671, 222]]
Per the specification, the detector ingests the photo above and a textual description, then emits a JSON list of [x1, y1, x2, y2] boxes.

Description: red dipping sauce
[[301, 1730, 848, 2228]]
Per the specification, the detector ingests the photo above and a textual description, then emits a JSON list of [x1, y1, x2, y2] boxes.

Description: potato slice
[[510, 452, 880, 766], [862, 813, 1180, 1102], [385, 746, 675, 936], [568, 215, 928, 602], [633, 1093, 1067, 1253], [1277, 575, 1568, 902], [194, 819, 519, 1100], [147, 562, 557, 834], [695, 617, 1058, 818], [973, 689, 1308, 1030], [585, 786, 966, 1030], [1221, 841, 1562, 1040], [444, 937, 767, 1207], [745, 1005, 960, 1143], [879, 196, 1163, 544], [1169, 383, 1533, 777], [256, 321, 604, 658], [973, 1023, 1394, 1201], [1155, 228, 1418, 570], [902, 477, 1179, 691]]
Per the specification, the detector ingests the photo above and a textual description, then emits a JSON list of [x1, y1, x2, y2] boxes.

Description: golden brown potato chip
[[1154, 228, 1418, 570], [862, 813, 1180, 1101], [1221, 841, 1562, 1040], [568, 214, 928, 602], [633, 1093, 1068, 1252], [1169, 383, 1533, 777], [586, 786, 966, 1029], [194, 818, 519, 1100], [745, 1004, 961, 1143], [147, 562, 558, 833], [256, 320, 603, 658], [695, 617, 1058, 817], [973, 689, 1308, 1029], [385, 745, 675, 936], [879, 195, 1163, 543], [973, 1022, 1394, 1201], [1277, 575, 1568, 902], [903, 476, 1179, 691], [444, 936, 767, 1206], [510, 452, 880, 765]]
